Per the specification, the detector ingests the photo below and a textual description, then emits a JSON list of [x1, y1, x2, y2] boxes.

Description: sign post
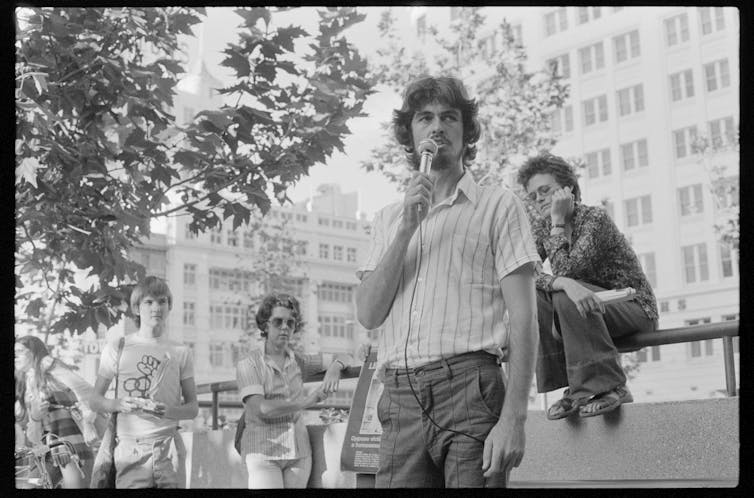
[[340, 348, 381, 487]]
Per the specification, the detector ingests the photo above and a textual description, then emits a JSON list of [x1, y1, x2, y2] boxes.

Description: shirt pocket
[[450, 233, 491, 285]]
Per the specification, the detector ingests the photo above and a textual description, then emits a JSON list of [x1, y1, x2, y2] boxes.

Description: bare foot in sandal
[[546, 389, 586, 420], [579, 385, 633, 418]]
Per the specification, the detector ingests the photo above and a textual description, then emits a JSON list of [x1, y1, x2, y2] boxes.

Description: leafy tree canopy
[[362, 7, 569, 191], [15, 6, 373, 338]]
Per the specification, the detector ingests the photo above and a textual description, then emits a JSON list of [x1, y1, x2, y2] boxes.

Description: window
[[699, 7, 725, 35], [650, 346, 661, 361], [720, 244, 736, 278], [617, 84, 644, 117], [347, 247, 357, 263], [585, 148, 611, 179], [686, 319, 713, 358], [664, 13, 690, 47], [319, 282, 355, 303], [638, 252, 657, 287], [704, 59, 731, 92], [577, 7, 601, 24], [713, 175, 739, 209], [296, 240, 308, 256], [318, 217, 330, 227], [319, 313, 353, 339], [673, 125, 698, 159], [550, 106, 574, 135], [546, 54, 571, 79], [544, 8, 568, 37], [183, 302, 195, 326], [620, 139, 649, 171], [708, 117, 736, 148], [678, 184, 704, 216], [582, 95, 608, 126], [209, 341, 227, 368], [210, 304, 245, 330], [295, 213, 308, 223], [332, 219, 344, 229], [333, 245, 343, 261], [243, 231, 254, 249], [669, 69, 695, 102], [624, 195, 652, 227], [185, 224, 196, 240], [579, 42, 605, 74], [319, 243, 329, 259], [184, 263, 196, 286], [210, 226, 222, 244], [682, 243, 709, 284], [416, 14, 427, 40], [678, 298, 686, 311], [227, 230, 238, 247], [660, 300, 670, 313], [346, 221, 357, 231], [613, 30, 640, 63]]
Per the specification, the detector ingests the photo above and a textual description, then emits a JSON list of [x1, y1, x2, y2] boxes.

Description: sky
[[185, 7, 406, 219]]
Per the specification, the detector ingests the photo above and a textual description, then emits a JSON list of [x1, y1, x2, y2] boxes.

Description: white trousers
[[244, 454, 312, 489]]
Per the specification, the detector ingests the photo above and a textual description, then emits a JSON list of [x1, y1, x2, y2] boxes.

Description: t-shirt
[[98, 334, 194, 439]]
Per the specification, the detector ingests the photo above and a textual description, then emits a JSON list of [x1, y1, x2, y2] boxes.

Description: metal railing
[[196, 321, 739, 429]]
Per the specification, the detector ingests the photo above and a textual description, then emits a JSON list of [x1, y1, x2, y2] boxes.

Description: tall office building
[[402, 6, 739, 402]]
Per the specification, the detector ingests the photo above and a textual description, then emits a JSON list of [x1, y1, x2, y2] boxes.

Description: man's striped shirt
[[357, 171, 540, 379]]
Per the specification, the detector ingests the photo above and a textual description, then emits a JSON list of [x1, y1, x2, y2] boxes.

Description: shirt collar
[[442, 170, 480, 208]]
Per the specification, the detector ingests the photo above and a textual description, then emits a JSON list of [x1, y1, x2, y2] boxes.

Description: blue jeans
[[536, 281, 658, 400], [376, 351, 507, 488]]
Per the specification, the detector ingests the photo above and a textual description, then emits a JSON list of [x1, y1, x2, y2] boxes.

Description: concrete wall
[[510, 397, 738, 487], [180, 398, 738, 488]]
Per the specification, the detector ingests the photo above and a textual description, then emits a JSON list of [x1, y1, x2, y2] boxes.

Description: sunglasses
[[526, 183, 560, 202], [269, 317, 296, 329]]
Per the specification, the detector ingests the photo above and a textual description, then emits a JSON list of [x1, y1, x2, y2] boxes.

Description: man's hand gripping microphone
[[416, 138, 438, 215]]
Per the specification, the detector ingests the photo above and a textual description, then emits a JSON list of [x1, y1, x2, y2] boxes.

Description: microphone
[[416, 139, 438, 216], [417, 138, 438, 174]]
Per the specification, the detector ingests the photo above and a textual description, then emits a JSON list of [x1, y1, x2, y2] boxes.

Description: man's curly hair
[[392, 76, 481, 166], [255, 292, 303, 338], [516, 153, 582, 203]]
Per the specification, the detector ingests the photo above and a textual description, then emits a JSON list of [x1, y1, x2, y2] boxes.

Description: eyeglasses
[[269, 317, 296, 329], [526, 184, 560, 202]]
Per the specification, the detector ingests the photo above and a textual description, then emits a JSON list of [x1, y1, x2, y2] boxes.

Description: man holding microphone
[[355, 76, 541, 488]]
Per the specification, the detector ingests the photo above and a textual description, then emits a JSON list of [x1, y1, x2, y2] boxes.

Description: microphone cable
[[402, 205, 484, 444]]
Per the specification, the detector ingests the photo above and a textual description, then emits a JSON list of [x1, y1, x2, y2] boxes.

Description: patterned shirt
[[357, 171, 541, 378], [531, 203, 658, 322], [98, 334, 194, 438], [235, 348, 324, 460]]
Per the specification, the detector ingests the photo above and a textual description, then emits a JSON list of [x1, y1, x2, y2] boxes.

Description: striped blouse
[[357, 171, 541, 378], [235, 348, 323, 460]]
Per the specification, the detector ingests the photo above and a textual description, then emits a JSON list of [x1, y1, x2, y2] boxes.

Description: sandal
[[579, 385, 633, 418], [546, 389, 584, 420]]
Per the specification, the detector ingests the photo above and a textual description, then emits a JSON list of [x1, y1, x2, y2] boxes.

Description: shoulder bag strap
[[112, 337, 125, 440]]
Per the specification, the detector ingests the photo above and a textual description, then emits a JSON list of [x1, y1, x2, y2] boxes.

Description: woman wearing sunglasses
[[235, 292, 351, 488], [517, 154, 658, 421]]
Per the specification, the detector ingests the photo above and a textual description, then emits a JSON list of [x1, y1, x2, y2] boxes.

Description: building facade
[[404, 6, 739, 403]]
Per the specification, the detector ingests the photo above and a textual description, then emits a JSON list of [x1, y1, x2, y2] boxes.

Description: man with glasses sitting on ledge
[[517, 153, 658, 421]]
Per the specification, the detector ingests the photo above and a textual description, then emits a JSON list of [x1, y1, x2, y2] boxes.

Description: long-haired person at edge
[[88, 276, 198, 488], [235, 293, 352, 488], [15, 335, 100, 487], [355, 76, 540, 488]]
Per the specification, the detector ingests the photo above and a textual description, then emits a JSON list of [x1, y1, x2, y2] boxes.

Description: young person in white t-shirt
[[89, 276, 198, 488]]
